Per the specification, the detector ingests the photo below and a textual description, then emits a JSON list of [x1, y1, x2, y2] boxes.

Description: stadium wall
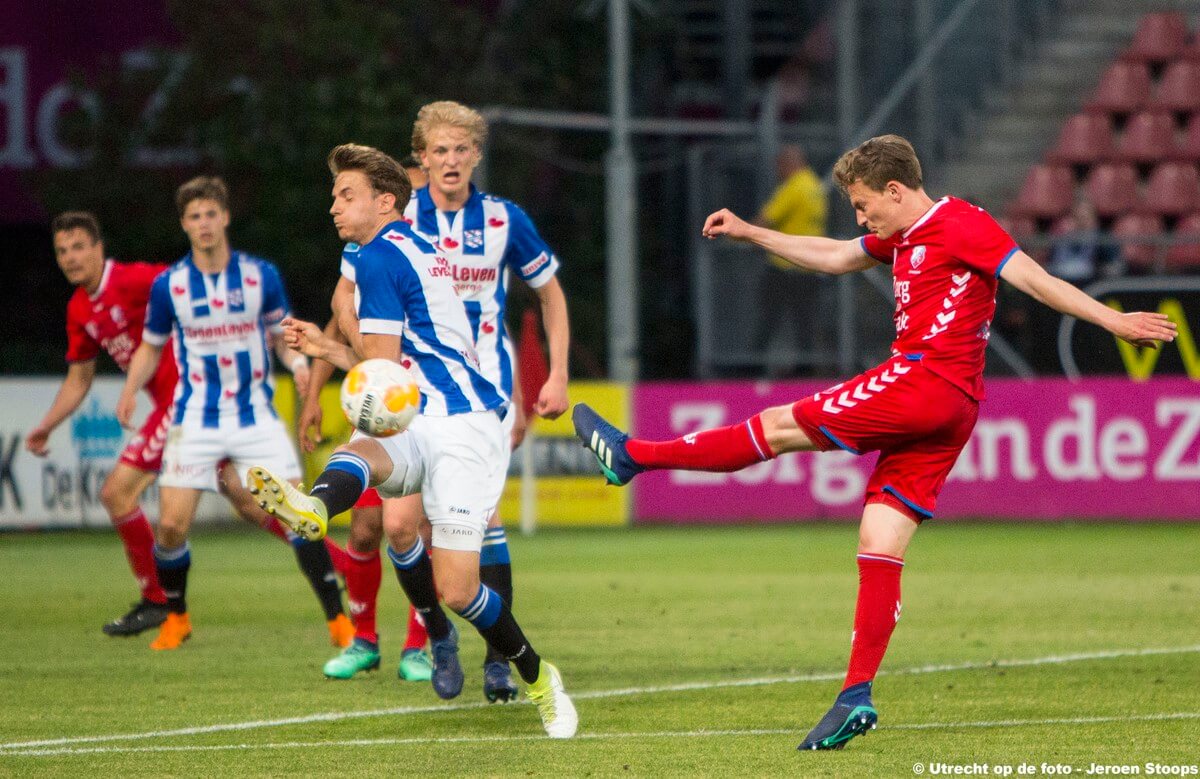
[[633, 378, 1200, 523], [0, 378, 229, 529]]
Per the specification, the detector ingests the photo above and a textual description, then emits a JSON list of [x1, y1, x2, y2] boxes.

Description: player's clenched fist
[[282, 317, 326, 358], [702, 208, 751, 240]]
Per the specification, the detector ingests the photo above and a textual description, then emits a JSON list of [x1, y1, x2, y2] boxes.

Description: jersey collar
[[901, 196, 950, 240], [87, 259, 114, 301]]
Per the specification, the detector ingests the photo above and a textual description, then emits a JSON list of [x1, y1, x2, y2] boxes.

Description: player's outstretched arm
[[532, 276, 570, 419], [1000, 251, 1178, 348], [26, 360, 97, 456], [283, 316, 359, 371], [702, 208, 876, 275], [116, 342, 164, 428]]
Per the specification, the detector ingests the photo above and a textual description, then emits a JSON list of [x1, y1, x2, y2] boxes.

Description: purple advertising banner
[[632, 378, 1200, 523]]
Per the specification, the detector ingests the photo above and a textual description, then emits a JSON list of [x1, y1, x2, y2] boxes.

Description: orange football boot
[[149, 612, 192, 650], [328, 613, 355, 648]]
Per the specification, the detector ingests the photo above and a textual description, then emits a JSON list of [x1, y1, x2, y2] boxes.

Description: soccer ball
[[340, 358, 420, 437]]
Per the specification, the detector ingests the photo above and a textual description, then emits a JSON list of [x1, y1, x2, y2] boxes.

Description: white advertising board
[[0, 377, 234, 529]]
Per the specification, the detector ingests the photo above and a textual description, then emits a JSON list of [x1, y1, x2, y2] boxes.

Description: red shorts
[[354, 488, 382, 509], [119, 402, 173, 473], [792, 359, 978, 520]]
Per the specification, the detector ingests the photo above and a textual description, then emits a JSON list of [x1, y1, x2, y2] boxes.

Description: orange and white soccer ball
[[340, 359, 421, 437]]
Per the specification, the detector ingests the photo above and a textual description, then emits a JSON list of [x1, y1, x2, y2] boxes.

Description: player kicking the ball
[[249, 143, 577, 738], [573, 135, 1176, 751]]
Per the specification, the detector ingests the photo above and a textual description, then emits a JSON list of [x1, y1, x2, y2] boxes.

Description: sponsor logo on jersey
[[520, 251, 551, 278]]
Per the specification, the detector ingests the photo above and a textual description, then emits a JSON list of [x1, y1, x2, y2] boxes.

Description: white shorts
[[160, 416, 302, 491], [354, 411, 506, 552]]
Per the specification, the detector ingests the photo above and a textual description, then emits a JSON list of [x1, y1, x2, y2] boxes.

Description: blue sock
[[837, 681, 873, 706], [480, 527, 511, 566]]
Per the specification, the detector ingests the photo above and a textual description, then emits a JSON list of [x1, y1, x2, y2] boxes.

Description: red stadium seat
[[1166, 212, 1200, 269], [1141, 162, 1200, 216], [1047, 113, 1115, 164], [1114, 111, 1177, 163], [1084, 164, 1140, 217], [1173, 113, 1200, 161], [1150, 61, 1200, 113], [1112, 213, 1164, 269], [1086, 62, 1152, 115], [1009, 165, 1075, 218], [1121, 12, 1189, 63]]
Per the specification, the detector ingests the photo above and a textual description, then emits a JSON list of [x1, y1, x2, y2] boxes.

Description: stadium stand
[[1009, 11, 1200, 274]]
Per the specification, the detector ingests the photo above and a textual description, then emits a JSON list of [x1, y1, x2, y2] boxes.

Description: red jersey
[[65, 259, 178, 405], [861, 197, 1018, 401]]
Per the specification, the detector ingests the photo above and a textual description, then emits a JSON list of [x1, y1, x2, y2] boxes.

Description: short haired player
[[573, 134, 1176, 751], [116, 177, 353, 650], [250, 143, 577, 738]]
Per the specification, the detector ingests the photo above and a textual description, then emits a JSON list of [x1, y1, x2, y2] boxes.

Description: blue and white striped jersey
[[143, 251, 289, 428], [348, 220, 506, 417], [400, 184, 560, 400]]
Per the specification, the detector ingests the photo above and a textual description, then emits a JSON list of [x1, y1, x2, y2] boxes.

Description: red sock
[[344, 547, 382, 644], [403, 605, 429, 651], [323, 537, 349, 576], [264, 518, 293, 544], [113, 508, 166, 604], [625, 414, 775, 472], [843, 553, 904, 689]]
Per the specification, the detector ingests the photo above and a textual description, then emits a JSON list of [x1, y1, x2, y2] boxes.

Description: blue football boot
[[797, 682, 878, 751], [429, 622, 464, 700], [572, 403, 644, 486]]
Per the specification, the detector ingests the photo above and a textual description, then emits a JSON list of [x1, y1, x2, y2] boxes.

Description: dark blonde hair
[[832, 134, 923, 194], [175, 176, 229, 216], [51, 211, 102, 243], [327, 143, 411, 204], [411, 100, 487, 155]]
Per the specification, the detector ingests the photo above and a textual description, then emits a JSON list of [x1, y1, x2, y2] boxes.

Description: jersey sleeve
[[950, 206, 1020, 277], [355, 250, 408, 338], [64, 297, 100, 363], [339, 243, 360, 283], [502, 203, 559, 289], [258, 261, 291, 333], [142, 273, 176, 346], [860, 233, 896, 264]]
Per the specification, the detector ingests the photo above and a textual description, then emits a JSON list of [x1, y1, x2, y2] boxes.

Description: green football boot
[[398, 648, 434, 682], [323, 638, 381, 679]]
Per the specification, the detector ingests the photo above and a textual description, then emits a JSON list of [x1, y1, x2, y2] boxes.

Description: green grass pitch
[[0, 522, 1197, 777]]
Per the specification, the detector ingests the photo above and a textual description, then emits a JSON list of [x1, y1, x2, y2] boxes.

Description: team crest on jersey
[[85, 322, 99, 340], [110, 305, 125, 326], [910, 245, 926, 269], [464, 229, 483, 249], [227, 288, 244, 308]]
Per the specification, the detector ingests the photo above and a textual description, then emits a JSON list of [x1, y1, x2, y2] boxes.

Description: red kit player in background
[[27, 211, 351, 644], [26, 212, 181, 636], [573, 135, 1177, 751]]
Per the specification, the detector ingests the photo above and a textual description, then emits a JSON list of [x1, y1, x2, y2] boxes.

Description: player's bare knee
[[760, 405, 813, 454], [99, 480, 135, 517], [156, 521, 187, 549], [438, 577, 478, 612]]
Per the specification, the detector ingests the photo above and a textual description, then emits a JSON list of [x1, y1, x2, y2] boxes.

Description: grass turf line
[[0, 523, 1196, 776]]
